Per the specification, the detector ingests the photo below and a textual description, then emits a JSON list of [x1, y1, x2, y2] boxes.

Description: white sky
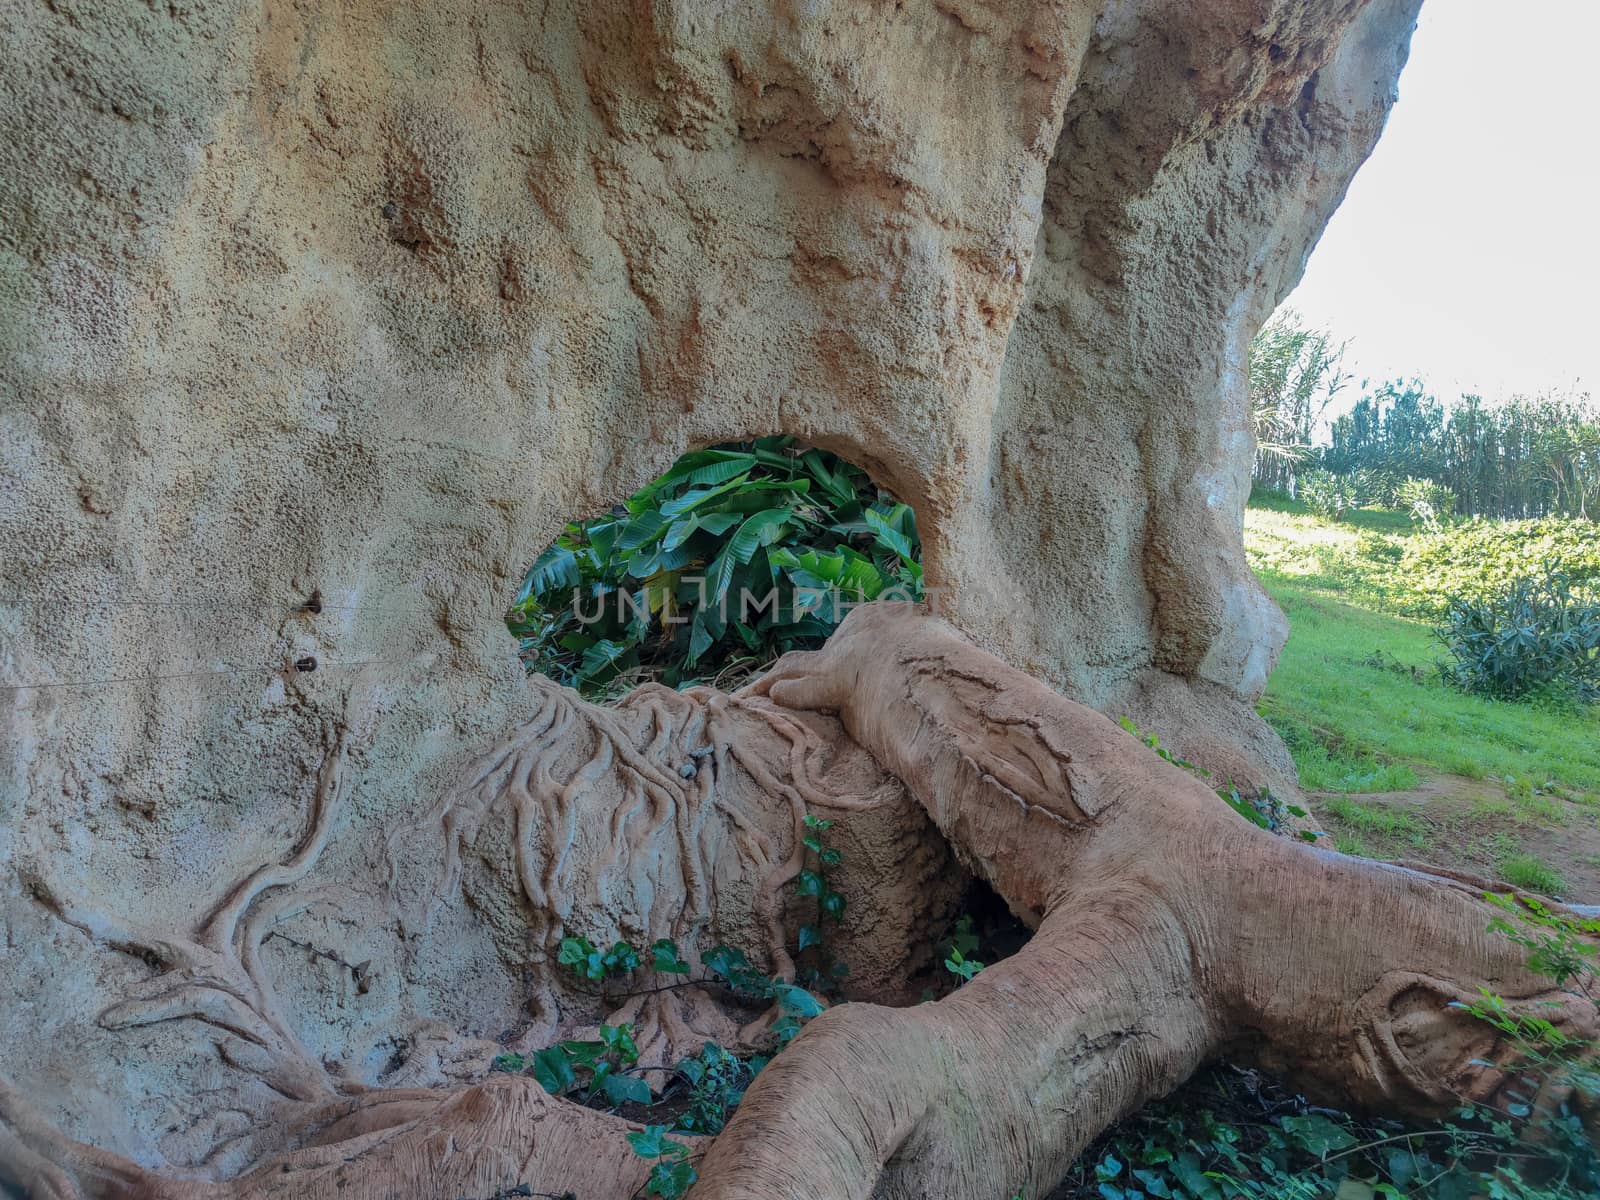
[[1280, 0, 1598, 406]]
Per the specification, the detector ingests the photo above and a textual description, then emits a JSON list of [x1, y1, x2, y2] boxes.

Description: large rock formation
[[1, 0, 1426, 1192], [5, 602, 1594, 1200]]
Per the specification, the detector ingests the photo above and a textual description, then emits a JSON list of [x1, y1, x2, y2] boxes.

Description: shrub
[[1355, 531, 1404, 563], [508, 437, 922, 695], [1435, 570, 1600, 705], [1394, 517, 1600, 617], [1296, 469, 1355, 520], [1349, 466, 1400, 508], [1395, 475, 1455, 529]]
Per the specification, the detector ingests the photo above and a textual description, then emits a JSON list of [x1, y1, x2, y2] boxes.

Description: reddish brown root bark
[[4, 604, 1594, 1200]]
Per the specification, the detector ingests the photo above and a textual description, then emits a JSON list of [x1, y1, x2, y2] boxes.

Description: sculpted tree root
[[4, 604, 1596, 1200]]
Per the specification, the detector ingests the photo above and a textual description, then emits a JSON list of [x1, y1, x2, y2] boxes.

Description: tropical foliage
[[1247, 314, 1599, 523], [1247, 310, 1349, 494], [1437, 571, 1600, 705], [508, 436, 923, 695], [1323, 386, 1600, 521]]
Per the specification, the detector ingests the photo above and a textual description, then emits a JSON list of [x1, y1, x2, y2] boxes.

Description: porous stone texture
[[0, 0, 1420, 1180]]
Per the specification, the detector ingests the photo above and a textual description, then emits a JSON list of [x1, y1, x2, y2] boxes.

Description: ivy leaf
[[531, 1046, 576, 1095], [557, 936, 596, 968], [1281, 1113, 1359, 1158], [560, 1040, 604, 1069], [702, 943, 750, 983], [650, 938, 692, 974], [600, 1023, 640, 1064], [796, 869, 825, 897], [626, 1125, 678, 1159], [1218, 786, 1272, 829], [820, 890, 847, 920], [797, 924, 824, 952], [602, 1073, 652, 1107], [602, 941, 641, 975], [773, 983, 824, 1019], [647, 1159, 697, 1199], [1169, 1150, 1222, 1198], [1132, 1168, 1173, 1197]]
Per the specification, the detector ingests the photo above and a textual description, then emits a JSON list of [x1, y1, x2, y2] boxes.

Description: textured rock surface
[[4, 604, 1592, 1200], [1, 0, 1421, 1181]]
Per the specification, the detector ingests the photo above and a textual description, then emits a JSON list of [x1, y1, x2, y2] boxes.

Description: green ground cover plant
[[1257, 579, 1600, 796], [1056, 892, 1600, 1200], [1245, 495, 1599, 619], [1244, 499, 1600, 799], [490, 812, 853, 1197]]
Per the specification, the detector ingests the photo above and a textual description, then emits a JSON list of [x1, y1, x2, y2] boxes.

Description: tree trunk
[[4, 604, 1594, 1200]]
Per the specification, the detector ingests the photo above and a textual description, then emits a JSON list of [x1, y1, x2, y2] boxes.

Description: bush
[[1296, 469, 1355, 520], [1436, 571, 1600, 705], [1392, 517, 1600, 617], [1355, 531, 1404, 564], [507, 436, 922, 695], [1395, 475, 1455, 529], [1349, 466, 1401, 508]]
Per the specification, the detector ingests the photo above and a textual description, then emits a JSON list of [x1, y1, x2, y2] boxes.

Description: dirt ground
[[1310, 774, 1600, 904]]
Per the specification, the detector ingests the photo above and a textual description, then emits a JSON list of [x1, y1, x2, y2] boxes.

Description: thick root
[[6, 604, 1594, 1200]]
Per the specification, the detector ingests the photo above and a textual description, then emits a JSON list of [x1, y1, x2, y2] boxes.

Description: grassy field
[[1245, 495, 1600, 898]]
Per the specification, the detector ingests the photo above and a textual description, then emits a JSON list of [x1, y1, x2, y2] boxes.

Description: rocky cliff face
[[0, 0, 1418, 1172]]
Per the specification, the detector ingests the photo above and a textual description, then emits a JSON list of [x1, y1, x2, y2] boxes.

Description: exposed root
[[21, 719, 355, 1104], [7, 604, 1594, 1200]]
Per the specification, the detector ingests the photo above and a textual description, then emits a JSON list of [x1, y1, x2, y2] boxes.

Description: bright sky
[[1280, 0, 1599, 406]]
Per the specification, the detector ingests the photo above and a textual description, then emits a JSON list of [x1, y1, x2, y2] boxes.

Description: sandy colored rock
[[4, 604, 1592, 1200], [2, 0, 1429, 1193]]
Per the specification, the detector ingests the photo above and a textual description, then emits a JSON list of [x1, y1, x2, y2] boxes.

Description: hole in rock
[[506, 435, 924, 698], [903, 876, 1033, 1004]]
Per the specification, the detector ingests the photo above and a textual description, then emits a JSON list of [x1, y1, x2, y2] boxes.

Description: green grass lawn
[[1246, 499, 1600, 802]]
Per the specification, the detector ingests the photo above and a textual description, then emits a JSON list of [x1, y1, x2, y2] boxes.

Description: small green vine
[[489, 812, 852, 1197], [1117, 717, 1318, 841]]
